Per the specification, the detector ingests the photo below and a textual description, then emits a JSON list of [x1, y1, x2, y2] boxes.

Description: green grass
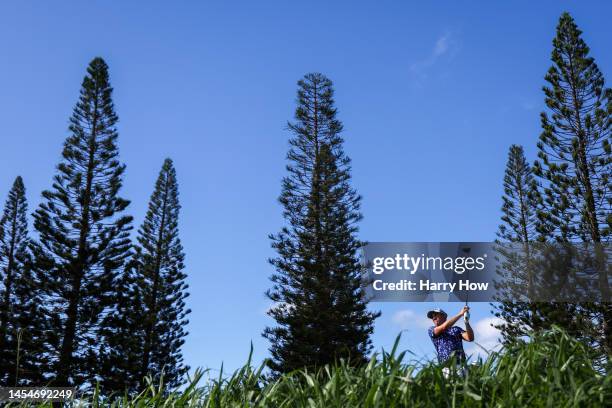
[[8, 326, 611, 407]]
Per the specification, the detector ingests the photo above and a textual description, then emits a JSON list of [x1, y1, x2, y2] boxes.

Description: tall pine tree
[[101, 158, 189, 392], [533, 13, 611, 357], [493, 145, 576, 343], [264, 73, 379, 374], [498, 145, 539, 246], [0, 177, 45, 385], [32, 57, 133, 386]]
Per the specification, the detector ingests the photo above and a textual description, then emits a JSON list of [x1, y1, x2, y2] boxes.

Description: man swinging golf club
[[427, 306, 474, 365]]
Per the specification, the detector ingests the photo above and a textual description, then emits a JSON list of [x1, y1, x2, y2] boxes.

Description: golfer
[[427, 306, 474, 364]]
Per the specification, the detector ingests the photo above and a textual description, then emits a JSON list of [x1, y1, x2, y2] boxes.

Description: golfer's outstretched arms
[[433, 306, 469, 336]]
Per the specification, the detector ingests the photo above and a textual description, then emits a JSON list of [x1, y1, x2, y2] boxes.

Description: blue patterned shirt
[[428, 325, 466, 363]]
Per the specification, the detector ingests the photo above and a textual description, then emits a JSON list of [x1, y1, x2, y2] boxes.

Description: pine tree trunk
[[56, 104, 98, 385]]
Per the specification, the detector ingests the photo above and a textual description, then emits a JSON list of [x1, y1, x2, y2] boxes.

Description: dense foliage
[[8, 327, 610, 407]]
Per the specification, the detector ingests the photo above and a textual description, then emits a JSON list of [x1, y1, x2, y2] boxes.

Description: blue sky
[[1, 1, 610, 376]]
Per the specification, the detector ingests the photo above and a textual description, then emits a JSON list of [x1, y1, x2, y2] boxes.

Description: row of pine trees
[[0, 10, 609, 393], [0, 58, 189, 391], [494, 13, 610, 363], [262, 11, 610, 374]]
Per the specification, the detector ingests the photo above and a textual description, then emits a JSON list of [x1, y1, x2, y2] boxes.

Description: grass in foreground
[[8, 326, 611, 407]]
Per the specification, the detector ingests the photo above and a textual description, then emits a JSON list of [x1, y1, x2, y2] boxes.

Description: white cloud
[[465, 317, 504, 360], [409, 32, 460, 85], [391, 309, 432, 331], [433, 35, 450, 57]]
